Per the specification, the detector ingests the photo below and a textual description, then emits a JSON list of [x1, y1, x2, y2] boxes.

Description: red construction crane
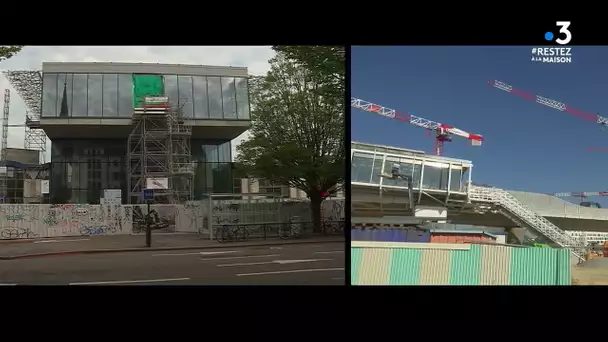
[[351, 97, 484, 156], [488, 80, 608, 128]]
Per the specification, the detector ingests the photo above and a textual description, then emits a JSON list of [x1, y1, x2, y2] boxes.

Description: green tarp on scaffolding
[[132, 75, 164, 108]]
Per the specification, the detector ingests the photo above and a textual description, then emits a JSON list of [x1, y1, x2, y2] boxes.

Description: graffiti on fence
[[325, 200, 345, 221], [0, 227, 38, 239], [131, 205, 176, 234], [0, 198, 345, 240], [79, 225, 117, 236]]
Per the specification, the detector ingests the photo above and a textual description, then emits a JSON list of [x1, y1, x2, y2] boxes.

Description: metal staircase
[[469, 185, 584, 261]]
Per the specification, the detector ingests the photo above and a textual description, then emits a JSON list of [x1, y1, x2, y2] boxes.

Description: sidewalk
[[0, 234, 345, 260]]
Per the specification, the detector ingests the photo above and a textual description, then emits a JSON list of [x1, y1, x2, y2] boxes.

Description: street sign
[[143, 189, 154, 201]]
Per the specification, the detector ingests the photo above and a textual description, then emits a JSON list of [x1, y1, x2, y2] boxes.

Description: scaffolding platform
[[127, 96, 193, 204]]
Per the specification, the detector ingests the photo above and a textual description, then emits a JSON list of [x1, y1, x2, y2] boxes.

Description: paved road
[[0, 242, 345, 285]]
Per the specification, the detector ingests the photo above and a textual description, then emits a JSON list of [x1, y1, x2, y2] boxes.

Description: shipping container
[[430, 231, 497, 244], [351, 241, 571, 285], [351, 227, 430, 243]]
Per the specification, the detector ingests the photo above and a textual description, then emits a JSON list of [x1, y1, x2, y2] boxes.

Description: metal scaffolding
[[1, 71, 47, 163], [0, 89, 9, 202], [127, 96, 193, 204]]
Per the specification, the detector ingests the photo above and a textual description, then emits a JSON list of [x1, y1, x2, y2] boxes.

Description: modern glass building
[[351, 141, 474, 218], [351, 141, 472, 193], [37, 62, 251, 204]]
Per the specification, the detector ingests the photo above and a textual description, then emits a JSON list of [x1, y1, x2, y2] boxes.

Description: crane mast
[[351, 97, 483, 156]]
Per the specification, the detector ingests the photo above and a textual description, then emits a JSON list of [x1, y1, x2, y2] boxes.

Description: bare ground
[[572, 258, 608, 285]]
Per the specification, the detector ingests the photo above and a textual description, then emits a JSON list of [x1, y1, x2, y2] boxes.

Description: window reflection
[[462, 167, 470, 190], [103, 74, 118, 117], [193, 76, 209, 119], [41, 73, 252, 121], [177, 76, 194, 118], [191, 139, 233, 199], [42, 73, 57, 117], [422, 163, 449, 190], [235, 77, 250, 119], [164, 75, 179, 110], [221, 77, 236, 119], [207, 77, 223, 118], [192, 161, 234, 199], [56, 74, 73, 117], [192, 140, 231, 163], [351, 152, 374, 183], [371, 156, 383, 184], [449, 168, 462, 191], [382, 158, 422, 188], [117, 74, 133, 117], [87, 74, 102, 117], [72, 74, 88, 116], [50, 139, 127, 204]]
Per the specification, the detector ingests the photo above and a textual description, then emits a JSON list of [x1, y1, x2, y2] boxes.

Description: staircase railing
[[469, 185, 584, 261]]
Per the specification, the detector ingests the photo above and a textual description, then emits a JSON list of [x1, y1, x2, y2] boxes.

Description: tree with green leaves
[[272, 46, 344, 100], [0, 46, 24, 62], [236, 51, 345, 232]]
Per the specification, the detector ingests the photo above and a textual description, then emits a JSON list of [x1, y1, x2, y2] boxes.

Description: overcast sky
[[0, 46, 275, 162]]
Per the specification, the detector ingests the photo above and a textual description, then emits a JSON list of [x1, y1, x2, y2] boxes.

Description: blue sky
[[351, 46, 608, 206]]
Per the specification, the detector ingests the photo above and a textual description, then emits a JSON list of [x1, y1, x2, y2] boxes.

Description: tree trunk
[[310, 194, 323, 233]]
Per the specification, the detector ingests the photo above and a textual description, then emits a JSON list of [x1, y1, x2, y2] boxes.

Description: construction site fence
[[351, 241, 571, 286], [0, 198, 345, 241], [213, 220, 345, 243]]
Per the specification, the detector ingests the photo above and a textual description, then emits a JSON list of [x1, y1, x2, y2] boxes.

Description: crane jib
[[490, 80, 606, 125], [351, 97, 483, 141]]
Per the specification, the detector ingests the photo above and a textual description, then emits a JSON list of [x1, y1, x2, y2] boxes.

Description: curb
[[0, 239, 37, 246], [0, 238, 345, 260]]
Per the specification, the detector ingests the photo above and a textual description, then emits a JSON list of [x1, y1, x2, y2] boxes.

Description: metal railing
[[469, 185, 584, 261]]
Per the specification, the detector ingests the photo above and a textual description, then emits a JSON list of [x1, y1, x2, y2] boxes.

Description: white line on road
[[217, 259, 333, 268], [35, 239, 90, 244], [0, 284, 17, 286], [237, 267, 345, 277], [153, 251, 239, 257], [69, 278, 191, 285], [200, 254, 280, 261], [313, 251, 344, 254]]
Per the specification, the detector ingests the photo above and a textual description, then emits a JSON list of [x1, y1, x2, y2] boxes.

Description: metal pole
[[208, 195, 214, 241], [146, 201, 152, 247]]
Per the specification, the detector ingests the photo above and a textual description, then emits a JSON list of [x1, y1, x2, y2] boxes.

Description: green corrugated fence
[[351, 242, 571, 285]]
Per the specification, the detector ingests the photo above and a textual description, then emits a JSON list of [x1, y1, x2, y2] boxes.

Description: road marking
[[217, 258, 333, 267], [237, 267, 345, 277], [69, 278, 190, 285], [200, 254, 280, 261], [152, 251, 239, 257], [35, 239, 90, 244], [313, 251, 344, 254], [0, 284, 17, 286], [270, 247, 282, 250]]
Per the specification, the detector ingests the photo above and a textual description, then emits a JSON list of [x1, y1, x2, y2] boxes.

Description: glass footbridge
[[351, 142, 473, 217]]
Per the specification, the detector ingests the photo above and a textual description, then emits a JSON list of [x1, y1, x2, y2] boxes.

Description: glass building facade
[[49, 139, 234, 204], [351, 142, 471, 192], [41, 73, 250, 120]]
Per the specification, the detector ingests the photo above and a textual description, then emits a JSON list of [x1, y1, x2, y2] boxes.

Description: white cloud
[[0, 46, 274, 162]]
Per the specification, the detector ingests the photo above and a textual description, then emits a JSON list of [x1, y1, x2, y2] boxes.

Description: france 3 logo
[[531, 21, 572, 64]]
